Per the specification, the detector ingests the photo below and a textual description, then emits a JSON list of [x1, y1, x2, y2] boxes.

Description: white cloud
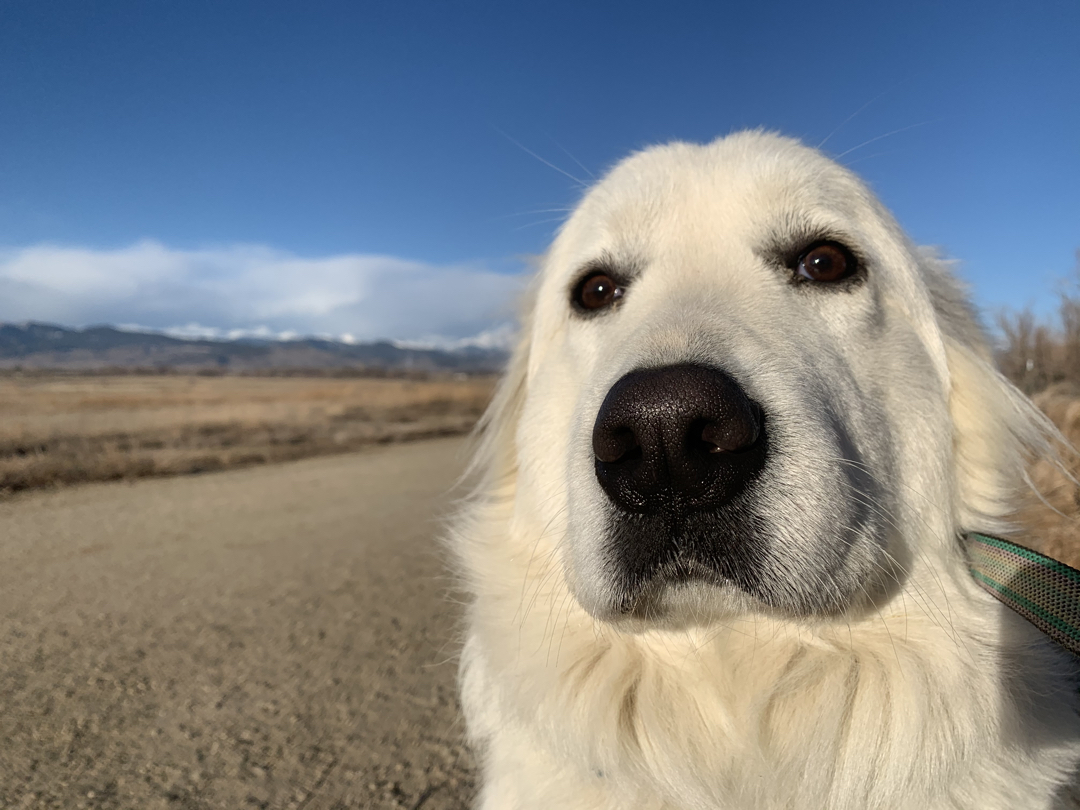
[[0, 240, 525, 342], [393, 322, 518, 351]]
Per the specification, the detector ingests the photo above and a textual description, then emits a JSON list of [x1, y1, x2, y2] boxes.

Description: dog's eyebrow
[[754, 214, 859, 267], [572, 251, 645, 283]]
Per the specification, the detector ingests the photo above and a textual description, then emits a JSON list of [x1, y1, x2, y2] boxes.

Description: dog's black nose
[[592, 364, 766, 514]]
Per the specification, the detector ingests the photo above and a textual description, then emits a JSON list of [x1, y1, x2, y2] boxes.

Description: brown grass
[[990, 254, 1080, 564], [0, 373, 495, 495], [1017, 384, 1080, 568]]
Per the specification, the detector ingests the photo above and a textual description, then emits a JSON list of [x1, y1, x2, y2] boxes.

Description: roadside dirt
[[0, 437, 477, 809]]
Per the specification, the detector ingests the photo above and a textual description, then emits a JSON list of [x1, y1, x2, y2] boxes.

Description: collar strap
[[965, 532, 1080, 657]]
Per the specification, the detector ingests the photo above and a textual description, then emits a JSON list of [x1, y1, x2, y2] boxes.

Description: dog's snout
[[592, 364, 766, 514]]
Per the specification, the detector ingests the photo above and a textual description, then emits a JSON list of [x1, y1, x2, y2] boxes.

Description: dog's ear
[[464, 276, 538, 490], [921, 253, 1063, 533]]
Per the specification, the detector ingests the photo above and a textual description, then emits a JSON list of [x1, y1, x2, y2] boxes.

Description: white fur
[[449, 131, 1080, 809]]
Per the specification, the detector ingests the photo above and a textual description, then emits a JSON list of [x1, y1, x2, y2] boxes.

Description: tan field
[[0, 373, 495, 495], [1017, 384, 1080, 568]]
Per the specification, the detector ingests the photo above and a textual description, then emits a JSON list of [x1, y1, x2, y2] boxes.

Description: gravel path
[[0, 437, 477, 809]]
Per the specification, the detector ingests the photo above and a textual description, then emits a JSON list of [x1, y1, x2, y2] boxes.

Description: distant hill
[[0, 322, 507, 374]]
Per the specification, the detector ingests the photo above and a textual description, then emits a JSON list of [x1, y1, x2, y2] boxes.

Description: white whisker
[[493, 127, 589, 188]]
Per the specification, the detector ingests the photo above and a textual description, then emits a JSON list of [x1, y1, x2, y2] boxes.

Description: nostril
[[699, 409, 760, 454], [594, 427, 640, 464]]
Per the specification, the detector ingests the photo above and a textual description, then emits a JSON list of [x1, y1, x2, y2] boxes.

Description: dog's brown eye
[[575, 273, 623, 311], [796, 243, 856, 283]]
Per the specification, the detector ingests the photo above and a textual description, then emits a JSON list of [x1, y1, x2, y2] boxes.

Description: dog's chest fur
[[457, 492, 1080, 810]]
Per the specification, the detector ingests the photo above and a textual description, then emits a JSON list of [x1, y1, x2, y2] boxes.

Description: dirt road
[[0, 437, 478, 809]]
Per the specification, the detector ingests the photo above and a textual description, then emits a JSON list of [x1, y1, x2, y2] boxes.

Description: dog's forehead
[[555, 132, 870, 267]]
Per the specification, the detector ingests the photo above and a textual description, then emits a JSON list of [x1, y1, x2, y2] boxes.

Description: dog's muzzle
[[592, 364, 766, 516]]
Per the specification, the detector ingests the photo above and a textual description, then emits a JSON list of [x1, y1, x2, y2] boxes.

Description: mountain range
[[0, 322, 508, 374]]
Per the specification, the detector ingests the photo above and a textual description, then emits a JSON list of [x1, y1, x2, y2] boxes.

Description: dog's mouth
[[602, 505, 771, 618], [593, 499, 880, 624]]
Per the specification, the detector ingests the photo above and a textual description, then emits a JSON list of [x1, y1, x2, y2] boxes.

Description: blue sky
[[0, 0, 1077, 342]]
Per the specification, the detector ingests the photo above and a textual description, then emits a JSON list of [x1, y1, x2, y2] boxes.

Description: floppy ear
[[922, 255, 1061, 534], [464, 276, 538, 492]]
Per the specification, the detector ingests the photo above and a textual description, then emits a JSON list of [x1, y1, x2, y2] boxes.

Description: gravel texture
[[0, 437, 477, 809]]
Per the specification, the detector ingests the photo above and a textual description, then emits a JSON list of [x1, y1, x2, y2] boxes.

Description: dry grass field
[[1018, 383, 1080, 568], [0, 372, 495, 495]]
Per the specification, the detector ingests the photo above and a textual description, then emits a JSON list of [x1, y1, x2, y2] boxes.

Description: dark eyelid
[[571, 258, 632, 286], [569, 261, 631, 298], [795, 239, 850, 264], [756, 231, 866, 286], [569, 261, 633, 316], [568, 249, 644, 287], [757, 228, 855, 265]]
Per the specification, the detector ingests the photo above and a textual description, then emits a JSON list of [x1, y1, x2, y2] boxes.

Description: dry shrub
[[997, 250, 1080, 394]]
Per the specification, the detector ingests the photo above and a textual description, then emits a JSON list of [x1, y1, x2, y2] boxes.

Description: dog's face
[[514, 132, 961, 625]]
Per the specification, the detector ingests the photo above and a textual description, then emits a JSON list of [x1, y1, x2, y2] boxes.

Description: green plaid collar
[[965, 532, 1080, 657]]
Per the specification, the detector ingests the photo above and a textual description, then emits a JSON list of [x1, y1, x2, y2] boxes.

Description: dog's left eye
[[795, 242, 858, 283], [573, 272, 624, 311]]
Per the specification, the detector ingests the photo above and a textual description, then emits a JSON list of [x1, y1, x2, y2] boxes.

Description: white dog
[[450, 131, 1080, 809]]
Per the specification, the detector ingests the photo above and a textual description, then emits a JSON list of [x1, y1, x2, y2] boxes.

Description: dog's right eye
[[573, 272, 624, 312], [793, 241, 859, 284]]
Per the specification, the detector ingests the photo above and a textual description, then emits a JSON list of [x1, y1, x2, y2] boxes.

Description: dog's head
[[478, 131, 1049, 627]]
